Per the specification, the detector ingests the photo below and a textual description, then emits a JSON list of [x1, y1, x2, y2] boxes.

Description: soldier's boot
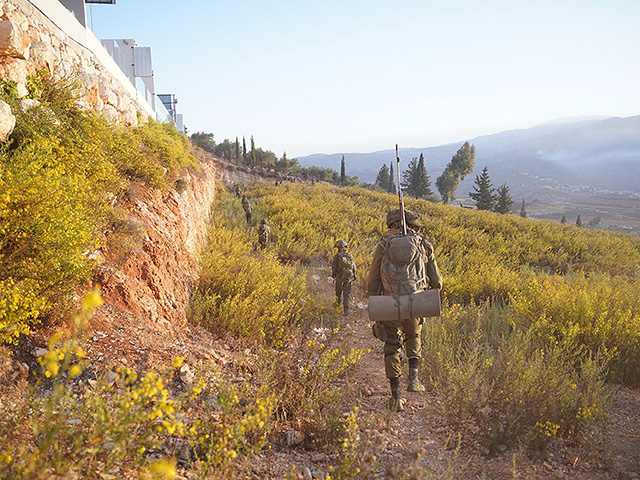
[[407, 358, 426, 393], [407, 369, 426, 392], [388, 377, 405, 412]]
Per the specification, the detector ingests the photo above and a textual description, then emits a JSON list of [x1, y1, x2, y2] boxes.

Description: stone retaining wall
[[0, 0, 154, 141]]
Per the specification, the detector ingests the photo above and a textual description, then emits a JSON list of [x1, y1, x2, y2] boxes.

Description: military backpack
[[337, 252, 356, 280], [380, 231, 429, 296]]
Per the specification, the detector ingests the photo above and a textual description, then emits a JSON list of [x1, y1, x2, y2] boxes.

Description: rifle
[[395, 144, 407, 236]]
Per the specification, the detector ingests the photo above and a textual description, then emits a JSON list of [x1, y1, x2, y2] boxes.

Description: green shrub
[[174, 178, 188, 194], [422, 304, 609, 451]]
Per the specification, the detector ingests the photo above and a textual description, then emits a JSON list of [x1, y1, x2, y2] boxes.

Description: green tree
[[401, 157, 418, 196], [469, 166, 496, 210], [234, 137, 240, 164], [255, 148, 276, 169], [520, 199, 527, 218], [242, 136, 247, 165], [561, 215, 567, 224], [190, 132, 215, 153], [436, 142, 476, 203], [414, 153, 434, 199], [494, 183, 514, 214], [214, 139, 233, 161], [388, 162, 396, 193], [340, 155, 346, 185], [576, 214, 582, 227], [275, 152, 300, 174], [375, 164, 390, 191], [250, 136, 256, 168]]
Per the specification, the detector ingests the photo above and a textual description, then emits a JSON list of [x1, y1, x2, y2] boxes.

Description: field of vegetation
[[2, 73, 640, 478], [0, 75, 367, 478], [241, 181, 640, 452]]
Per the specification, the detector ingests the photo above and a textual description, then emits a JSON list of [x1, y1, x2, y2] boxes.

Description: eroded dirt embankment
[[81, 149, 277, 369], [94, 149, 274, 333]]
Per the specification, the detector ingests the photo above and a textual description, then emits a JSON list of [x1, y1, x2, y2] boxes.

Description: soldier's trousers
[[334, 277, 352, 312], [245, 212, 251, 225], [383, 318, 423, 379]]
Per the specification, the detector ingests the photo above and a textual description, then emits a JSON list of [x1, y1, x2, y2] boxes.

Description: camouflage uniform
[[241, 195, 252, 225], [257, 218, 270, 249], [331, 240, 356, 315], [366, 209, 442, 410]]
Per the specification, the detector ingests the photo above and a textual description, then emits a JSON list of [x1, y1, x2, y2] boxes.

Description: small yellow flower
[[147, 457, 177, 479], [172, 357, 184, 368]]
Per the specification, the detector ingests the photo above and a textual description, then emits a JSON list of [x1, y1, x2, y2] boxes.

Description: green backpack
[[380, 232, 429, 295], [338, 252, 356, 280]]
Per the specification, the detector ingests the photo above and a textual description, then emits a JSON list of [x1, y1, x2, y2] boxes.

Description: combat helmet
[[334, 239, 348, 249], [386, 209, 420, 228]]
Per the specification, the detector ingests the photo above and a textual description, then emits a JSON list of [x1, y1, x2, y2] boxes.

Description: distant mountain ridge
[[296, 115, 640, 197]]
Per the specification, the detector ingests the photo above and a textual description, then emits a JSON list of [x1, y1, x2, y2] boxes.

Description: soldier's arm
[[366, 242, 384, 296], [422, 238, 443, 290], [331, 254, 339, 278], [426, 250, 443, 290]]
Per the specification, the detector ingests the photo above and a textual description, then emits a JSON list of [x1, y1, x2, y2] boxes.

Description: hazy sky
[[90, 0, 640, 158]]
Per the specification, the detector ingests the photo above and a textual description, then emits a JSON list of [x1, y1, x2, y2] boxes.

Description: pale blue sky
[[90, 0, 640, 158]]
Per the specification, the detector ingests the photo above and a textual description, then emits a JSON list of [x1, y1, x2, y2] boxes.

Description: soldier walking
[[241, 194, 252, 225], [366, 209, 442, 412], [257, 218, 270, 249], [331, 240, 356, 315]]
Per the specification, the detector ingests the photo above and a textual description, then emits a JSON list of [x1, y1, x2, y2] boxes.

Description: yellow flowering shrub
[[0, 290, 278, 479], [0, 75, 195, 344], [509, 273, 640, 384], [191, 193, 311, 348]]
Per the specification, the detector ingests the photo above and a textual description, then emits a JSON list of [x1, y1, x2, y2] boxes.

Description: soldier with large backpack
[[366, 209, 442, 412], [331, 240, 356, 315]]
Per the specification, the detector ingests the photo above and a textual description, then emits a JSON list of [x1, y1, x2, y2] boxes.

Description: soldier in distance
[[257, 218, 270, 249], [331, 240, 356, 316], [241, 194, 252, 225], [366, 209, 442, 412]]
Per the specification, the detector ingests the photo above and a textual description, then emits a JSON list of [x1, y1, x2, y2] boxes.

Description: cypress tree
[[576, 214, 582, 227], [561, 215, 567, 224], [388, 162, 396, 193], [242, 137, 247, 165], [250, 136, 256, 168], [234, 137, 240, 164], [520, 199, 527, 218], [494, 183, 514, 214], [340, 155, 346, 185], [469, 166, 496, 210]]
